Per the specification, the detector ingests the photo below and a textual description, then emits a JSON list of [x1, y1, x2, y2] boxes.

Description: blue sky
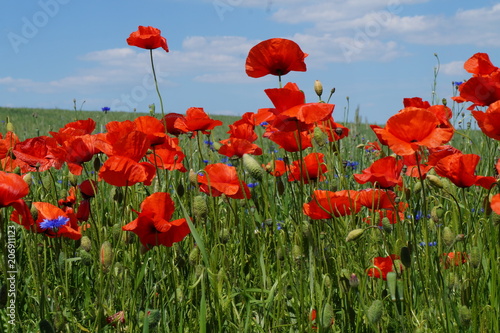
[[1, 0, 500, 123]]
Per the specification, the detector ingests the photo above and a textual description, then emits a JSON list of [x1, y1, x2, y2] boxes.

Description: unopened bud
[[243, 153, 265, 181], [469, 246, 481, 268], [80, 236, 92, 252], [346, 228, 365, 242], [366, 300, 383, 324], [189, 169, 199, 187], [426, 175, 443, 189], [443, 227, 455, 247], [100, 241, 113, 271], [313, 126, 328, 147], [386, 272, 397, 301], [314, 80, 323, 98], [193, 195, 208, 221]]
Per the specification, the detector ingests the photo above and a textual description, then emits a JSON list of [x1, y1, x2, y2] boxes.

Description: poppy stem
[[150, 49, 165, 117]]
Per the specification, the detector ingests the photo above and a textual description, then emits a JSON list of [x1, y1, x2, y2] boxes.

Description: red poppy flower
[[353, 156, 403, 189], [50, 118, 96, 144], [98, 131, 156, 187], [356, 189, 396, 210], [403, 97, 431, 109], [471, 100, 500, 140], [371, 108, 454, 156], [264, 159, 287, 177], [227, 113, 258, 142], [363, 202, 407, 226], [218, 138, 262, 158], [0, 131, 19, 160], [13, 136, 66, 172], [146, 137, 187, 172], [62, 134, 100, 175], [453, 53, 500, 107], [163, 113, 187, 136], [427, 145, 462, 166], [265, 82, 305, 114], [127, 26, 169, 52], [266, 129, 312, 152], [79, 179, 98, 199], [32, 202, 82, 240], [76, 199, 91, 222], [303, 190, 360, 219], [122, 192, 190, 250], [1, 171, 33, 229], [288, 153, 327, 184], [134, 115, 167, 146], [364, 141, 381, 152], [442, 252, 467, 269], [245, 38, 307, 78], [434, 153, 496, 189], [58, 187, 76, 208], [401, 153, 433, 178], [366, 254, 403, 280], [173, 107, 223, 135], [316, 117, 350, 143], [490, 193, 500, 215], [198, 163, 251, 199]]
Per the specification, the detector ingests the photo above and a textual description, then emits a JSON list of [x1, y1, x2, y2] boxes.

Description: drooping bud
[[100, 241, 113, 272], [243, 153, 265, 181], [469, 246, 481, 268], [320, 303, 335, 329], [193, 195, 208, 221], [386, 272, 397, 301], [189, 169, 199, 187], [346, 228, 365, 242], [23, 173, 33, 186], [80, 236, 92, 252], [189, 246, 200, 265], [442, 227, 455, 247], [431, 205, 445, 223], [313, 126, 328, 147], [366, 300, 384, 324], [426, 175, 443, 189], [381, 217, 393, 233]]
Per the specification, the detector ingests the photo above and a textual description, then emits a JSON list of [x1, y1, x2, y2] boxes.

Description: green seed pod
[[366, 300, 384, 324], [80, 236, 92, 252], [346, 228, 365, 242], [313, 126, 328, 147], [458, 305, 471, 327], [386, 272, 397, 301], [193, 195, 208, 221], [189, 246, 200, 265], [292, 244, 302, 261], [469, 246, 481, 268], [100, 241, 113, 271], [431, 205, 445, 222], [442, 227, 455, 247], [243, 153, 265, 181], [413, 181, 422, 194], [426, 175, 443, 189], [321, 303, 335, 329], [381, 217, 392, 233]]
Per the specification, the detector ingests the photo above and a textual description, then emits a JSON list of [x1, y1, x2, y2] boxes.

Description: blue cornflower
[[260, 121, 269, 127], [39, 216, 69, 229], [102, 107, 110, 113], [204, 140, 213, 146], [203, 159, 209, 164], [248, 182, 259, 188], [344, 161, 359, 170], [220, 157, 229, 164], [453, 81, 463, 87], [276, 222, 283, 230]]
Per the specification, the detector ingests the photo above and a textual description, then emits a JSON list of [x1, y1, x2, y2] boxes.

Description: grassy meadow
[[0, 100, 498, 333]]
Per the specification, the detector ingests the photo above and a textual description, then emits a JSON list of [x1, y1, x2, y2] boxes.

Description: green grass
[[0, 105, 498, 333]]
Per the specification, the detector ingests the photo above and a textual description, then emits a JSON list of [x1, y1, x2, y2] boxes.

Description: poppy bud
[[426, 175, 443, 189], [381, 217, 393, 233], [292, 244, 302, 261], [469, 246, 481, 268], [219, 228, 230, 244], [323, 274, 332, 289], [277, 178, 285, 195], [78, 248, 93, 265], [314, 80, 323, 98], [431, 205, 445, 222], [176, 182, 185, 197], [320, 303, 335, 329], [349, 273, 359, 288], [386, 272, 397, 301], [443, 227, 455, 247], [346, 228, 365, 242], [396, 279, 404, 301], [366, 300, 384, 324], [23, 173, 33, 186], [189, 169, 198, 187], [442, 98, 447, 106], [80, 236, 92, 252], [6, 118, 14, 132], [313, 126, 328, 147], [243, 154, 265, 181], [93, 156, 101, 172], [193, 195, 208, 221], [189, 246, 200, 265], [146, 309, 161, 329], [100, 241, 113, 271], [400, 246, 411, 268], [458, 305, 471, 327], [67, 173, 78, 187], [413, 181, 422, 194], [149, 103, 155, 115]]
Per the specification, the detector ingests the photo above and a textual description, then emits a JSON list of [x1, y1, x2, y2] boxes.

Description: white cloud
[[440, 60, 467, 76]]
